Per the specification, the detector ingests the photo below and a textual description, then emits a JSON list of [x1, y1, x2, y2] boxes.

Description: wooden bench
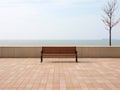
[[41, 47, 78, 63]]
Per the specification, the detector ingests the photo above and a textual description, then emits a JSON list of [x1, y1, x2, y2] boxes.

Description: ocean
[[0, 40, 120, 47]]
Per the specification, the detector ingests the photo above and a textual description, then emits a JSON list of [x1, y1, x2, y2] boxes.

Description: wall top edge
[[0, 46, 120, 48]]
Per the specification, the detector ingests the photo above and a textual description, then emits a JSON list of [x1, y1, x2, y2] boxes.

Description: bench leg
[[76, 55, 78, 63], [41, 55, 43, 63]]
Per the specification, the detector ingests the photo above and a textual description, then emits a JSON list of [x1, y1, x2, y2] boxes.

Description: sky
[[0, 0, 120, 40]]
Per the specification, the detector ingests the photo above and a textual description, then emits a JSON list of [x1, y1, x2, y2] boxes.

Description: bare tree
[[102, 0, 120, 46]]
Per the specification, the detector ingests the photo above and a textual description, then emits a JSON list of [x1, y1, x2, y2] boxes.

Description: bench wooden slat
[[42, 53, 76, 56]]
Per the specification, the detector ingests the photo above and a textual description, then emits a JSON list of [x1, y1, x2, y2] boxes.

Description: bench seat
[[42, 53, 76, 56]]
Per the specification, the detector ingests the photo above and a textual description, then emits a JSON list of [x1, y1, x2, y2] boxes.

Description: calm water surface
[[0, 40, 120, 46]]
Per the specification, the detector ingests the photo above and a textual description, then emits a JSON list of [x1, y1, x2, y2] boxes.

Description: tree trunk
[[109, 16, 112, 46], [109, 29, 112, 46]]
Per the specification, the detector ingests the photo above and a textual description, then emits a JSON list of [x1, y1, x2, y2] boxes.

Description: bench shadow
[[49, 61, 92, 63], [50, 61, 76, 63]]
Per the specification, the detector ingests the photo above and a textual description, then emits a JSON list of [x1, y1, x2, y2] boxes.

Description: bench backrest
[[42, 47, 76, 53]]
